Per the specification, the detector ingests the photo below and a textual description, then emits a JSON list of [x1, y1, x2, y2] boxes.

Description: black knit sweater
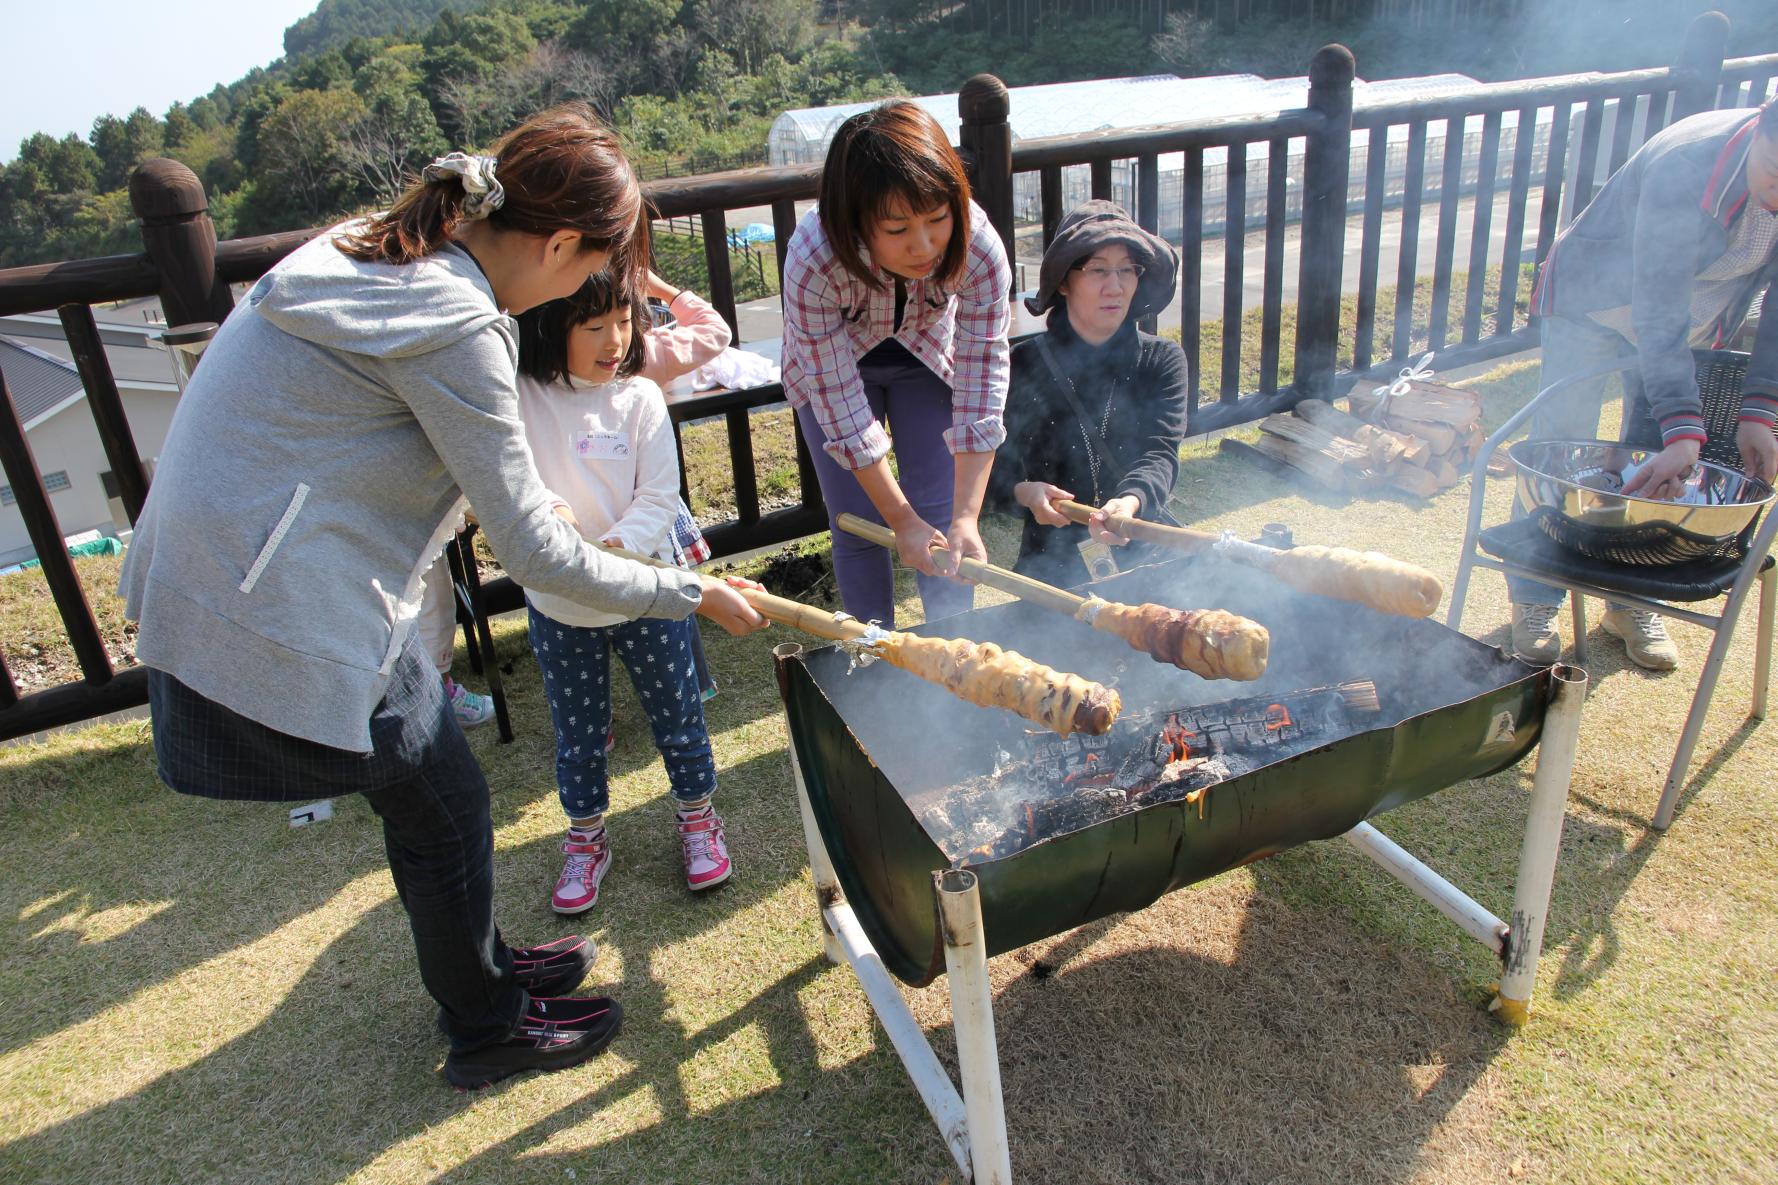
[[988, 312, 1190, 587]]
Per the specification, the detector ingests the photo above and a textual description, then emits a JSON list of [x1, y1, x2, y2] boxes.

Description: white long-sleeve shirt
[[518, 372, 681, 628]]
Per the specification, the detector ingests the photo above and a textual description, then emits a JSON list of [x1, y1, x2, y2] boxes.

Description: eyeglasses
[[1073, 263, 1145, 287]]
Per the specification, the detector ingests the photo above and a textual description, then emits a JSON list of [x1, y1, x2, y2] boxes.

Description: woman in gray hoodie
[[118, 104, 765, 1089]]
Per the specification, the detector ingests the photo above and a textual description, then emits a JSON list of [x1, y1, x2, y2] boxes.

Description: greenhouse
[[767, 72, 1651, 239]]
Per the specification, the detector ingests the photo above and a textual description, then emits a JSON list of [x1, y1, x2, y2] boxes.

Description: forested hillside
[[1, 0, 1774, 269], [284, 0, 484, 58]]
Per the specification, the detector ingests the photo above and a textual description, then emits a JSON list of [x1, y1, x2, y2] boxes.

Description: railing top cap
[[1309, 44, 1357, 88], [128, 158, 207, 222], [960, 74, 1010, 123]]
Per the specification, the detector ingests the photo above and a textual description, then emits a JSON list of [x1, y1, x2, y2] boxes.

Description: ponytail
[[336, 103, 645, 280]]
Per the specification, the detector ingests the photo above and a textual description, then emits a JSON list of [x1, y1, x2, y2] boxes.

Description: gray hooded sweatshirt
[[119, 229, 701, 752]]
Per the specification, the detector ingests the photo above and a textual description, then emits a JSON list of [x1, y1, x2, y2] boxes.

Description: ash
[[921, 683, 1370, 864]]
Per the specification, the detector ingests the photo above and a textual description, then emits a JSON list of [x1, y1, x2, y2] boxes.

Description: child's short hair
[[817, 100, 972, 292], [517, 271, 649, 385]]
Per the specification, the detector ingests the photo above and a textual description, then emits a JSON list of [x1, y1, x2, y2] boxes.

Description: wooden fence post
[[1671, 10, 1730, 123], [958, 74, 1015, 287], [129, 158, 234, 327], [1292, 43, 1355, 401]]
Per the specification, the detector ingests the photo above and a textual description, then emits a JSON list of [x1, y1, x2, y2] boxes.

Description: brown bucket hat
[[1024, 199, 1181, 320]]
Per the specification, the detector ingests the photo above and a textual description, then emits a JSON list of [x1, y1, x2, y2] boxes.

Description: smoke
[[794, 548, 1529, 864]]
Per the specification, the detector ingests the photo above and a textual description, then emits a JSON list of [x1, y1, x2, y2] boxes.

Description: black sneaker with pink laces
[[436, 935, 597, 1035], [443, 996, 623, 1089]]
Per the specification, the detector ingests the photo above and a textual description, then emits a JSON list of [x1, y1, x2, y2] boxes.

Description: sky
[[1, 0, 323, 163]]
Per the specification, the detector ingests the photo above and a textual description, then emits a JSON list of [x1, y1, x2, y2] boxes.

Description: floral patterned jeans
[[527, 608, 716, 820]]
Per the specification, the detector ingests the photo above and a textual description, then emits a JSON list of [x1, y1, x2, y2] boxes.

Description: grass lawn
[[2, 358, 1775, 1184]]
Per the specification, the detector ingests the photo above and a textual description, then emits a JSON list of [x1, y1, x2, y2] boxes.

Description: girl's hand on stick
[[1014, 481, 1075, 528], [1088, 496, 1139, 546], [696, 575, 768, 634]]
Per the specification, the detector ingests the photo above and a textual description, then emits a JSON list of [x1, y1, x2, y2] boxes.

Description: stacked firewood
[[1243, 377, 1485, 499]]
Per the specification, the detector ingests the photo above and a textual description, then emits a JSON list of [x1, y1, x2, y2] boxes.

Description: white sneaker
[[552, 827, 611, 915], [446, 678, 496, 728], [1601, 607, 1679, 671], [1510, 603, 1561, 664]]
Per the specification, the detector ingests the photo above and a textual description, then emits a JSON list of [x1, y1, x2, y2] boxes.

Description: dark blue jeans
[[146, 635, 524, 1054], [527, 608, 716, 820]]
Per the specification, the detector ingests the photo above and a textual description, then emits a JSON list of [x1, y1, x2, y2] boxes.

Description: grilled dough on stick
[[1080, 599, 1269, 681], [829, 513, 1268, 680], [879, 634, 1120, 737], [1258, 545, 1442, 619], [589, 539, 1119, 737]]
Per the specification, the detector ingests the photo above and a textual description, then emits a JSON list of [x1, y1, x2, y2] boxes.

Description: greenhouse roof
[[771, 74, 1298, 147], [768, 71, 1490, 163]]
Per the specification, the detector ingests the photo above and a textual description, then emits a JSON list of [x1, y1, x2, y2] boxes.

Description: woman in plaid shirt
[[781, 100, 1012, 627]]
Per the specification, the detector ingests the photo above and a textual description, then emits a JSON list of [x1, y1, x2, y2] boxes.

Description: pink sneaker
[[552, 828, 611, 915], [676, 806, 732, 891]]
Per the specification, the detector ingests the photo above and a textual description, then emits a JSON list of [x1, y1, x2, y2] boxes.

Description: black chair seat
[[1478, 516, 1774, 603]]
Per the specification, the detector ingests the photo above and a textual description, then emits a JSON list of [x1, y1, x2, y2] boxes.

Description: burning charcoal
[[927, 681, 1383, 862]]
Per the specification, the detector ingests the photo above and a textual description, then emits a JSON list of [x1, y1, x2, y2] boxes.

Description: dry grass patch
[[2, 358, 1775, 1184]]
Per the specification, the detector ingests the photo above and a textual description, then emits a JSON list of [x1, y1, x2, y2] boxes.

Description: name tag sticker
[[575, 430, 630, 460]]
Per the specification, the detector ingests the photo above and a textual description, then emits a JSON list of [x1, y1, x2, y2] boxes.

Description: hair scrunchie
[[422, 152, 505, 221]]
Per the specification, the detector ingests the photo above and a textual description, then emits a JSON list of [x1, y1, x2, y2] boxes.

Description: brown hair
[[336, 102, 648, 292], [515, 272, 648, 386], [817, 100, 971, 292]]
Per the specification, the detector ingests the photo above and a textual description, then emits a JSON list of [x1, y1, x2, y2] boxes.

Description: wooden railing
[[1, 9, 1773, 740]]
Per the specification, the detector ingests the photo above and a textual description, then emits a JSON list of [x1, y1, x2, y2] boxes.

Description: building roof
[[0, 314, 178, 388], [0, 337, 86, 429]]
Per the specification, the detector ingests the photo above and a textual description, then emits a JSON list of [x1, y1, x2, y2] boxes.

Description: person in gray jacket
[[118, 104, 765, 1089], [1513, 102, 1778, 669]]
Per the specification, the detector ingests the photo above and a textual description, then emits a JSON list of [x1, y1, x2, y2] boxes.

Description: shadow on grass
[[3, 709, 1532, 1185]]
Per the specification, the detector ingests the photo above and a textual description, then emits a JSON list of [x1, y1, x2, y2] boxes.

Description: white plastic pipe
[[1494, 663, 1587, 1025], [824, 900, 974, 1178], [1343, 821, 1507, 953], [939, 869, 1013, 1185]]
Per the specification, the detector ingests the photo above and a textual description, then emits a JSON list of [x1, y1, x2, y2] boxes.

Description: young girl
[[119, 104, 765, 1090], [781, 99, 1013, 627], [413, 267, 730, 726], [514, 273, 731, 915]]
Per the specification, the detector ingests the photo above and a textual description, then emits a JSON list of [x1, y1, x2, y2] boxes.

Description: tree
[[163, 102, 199, 150], [15, 133, 101, 195], [91, 107, 164, 190], [342, 56, 449, 201], [694, 0, 813, 74], [255, 88, 368, 222]]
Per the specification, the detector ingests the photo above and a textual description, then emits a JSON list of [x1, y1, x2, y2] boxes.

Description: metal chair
[[1449, 350, 1776, 829], [444, 524, 514, 742]]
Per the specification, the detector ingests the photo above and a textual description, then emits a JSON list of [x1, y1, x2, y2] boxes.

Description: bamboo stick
[[834, 514, 1269, 680], [598, 542, 1118, 735], [1052, 501, 1444, 618]]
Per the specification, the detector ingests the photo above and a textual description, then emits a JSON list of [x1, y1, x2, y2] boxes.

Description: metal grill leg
[[1652, 605, 1744, 830], [1569, 591, 1588, 666], [1753, 566, 1774, 721], [1493, 664, 1587, 1025], [940, 869, 1012, 1185]]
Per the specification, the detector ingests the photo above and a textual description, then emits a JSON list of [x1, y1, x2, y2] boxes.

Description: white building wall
[[0, 387, 179, 567]]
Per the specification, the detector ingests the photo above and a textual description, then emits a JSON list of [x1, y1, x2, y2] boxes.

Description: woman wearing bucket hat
[[987, 200, 1189, 588]]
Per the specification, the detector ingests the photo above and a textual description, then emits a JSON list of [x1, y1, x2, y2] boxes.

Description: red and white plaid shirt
[[780, 202, 1011, 470]]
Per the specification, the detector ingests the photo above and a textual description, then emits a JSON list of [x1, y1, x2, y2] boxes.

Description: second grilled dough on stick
[[833, 513, 1268, 681]]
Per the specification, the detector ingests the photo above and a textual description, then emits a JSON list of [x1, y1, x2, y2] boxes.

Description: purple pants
[[795, 354, 975, 628]]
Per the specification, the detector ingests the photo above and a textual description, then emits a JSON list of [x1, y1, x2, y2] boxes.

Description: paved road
[[717, 188, 1546, 347]]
